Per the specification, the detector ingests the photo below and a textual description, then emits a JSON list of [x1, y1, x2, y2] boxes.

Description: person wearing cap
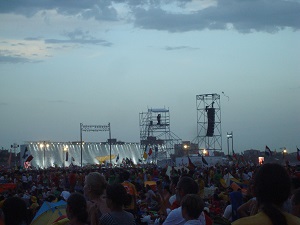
[[162, 176, 206, 225], [61, 191, 71, 201]]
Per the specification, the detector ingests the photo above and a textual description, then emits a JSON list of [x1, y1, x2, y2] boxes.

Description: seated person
[[66, 192, 88, 225], [181, 194, 204, 225], [100, 183, 136, 225], [291, 188, 300, 217]]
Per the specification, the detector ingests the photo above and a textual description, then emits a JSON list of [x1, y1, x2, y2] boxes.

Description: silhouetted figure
[[181, 194, 204, 225], [157, 114, 161, 125], [233, 163, 300, 225], [67, 192, 88, 225], [100, 183, 135, 225], [2, 197, 30, 225]]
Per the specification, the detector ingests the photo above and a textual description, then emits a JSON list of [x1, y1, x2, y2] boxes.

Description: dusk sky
[[0, 0, 299, 154]]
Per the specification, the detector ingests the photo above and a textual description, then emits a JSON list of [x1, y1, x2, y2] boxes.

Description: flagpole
[[80, 123, 83, 167], [227, 133, 230, 156], [109, 123, 112, 165], [43, 142, 46, 168], [11, 143, 19, 168], [231, 132, 234, 154]]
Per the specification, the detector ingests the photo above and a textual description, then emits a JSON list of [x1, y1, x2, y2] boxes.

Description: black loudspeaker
[[206, 108, 215, 136]]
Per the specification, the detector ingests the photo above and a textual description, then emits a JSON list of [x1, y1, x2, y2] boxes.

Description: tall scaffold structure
[[196, 94, 222, 154], [139, 108, 181, 160]]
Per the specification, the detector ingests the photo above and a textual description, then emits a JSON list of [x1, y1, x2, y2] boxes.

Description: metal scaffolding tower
[[196, 94, 222, 153], [139, 108, 181, 160]]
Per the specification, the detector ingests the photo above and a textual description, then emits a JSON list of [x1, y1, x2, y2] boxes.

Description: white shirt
[[163, 207, 205, 225], [184, 220, 202, 225], [28, 175, 33, 182], [242, 173, 249, 180], [223, 204, 232, 221], [22, 175, 28, 183], [169, 194, 176, 205]]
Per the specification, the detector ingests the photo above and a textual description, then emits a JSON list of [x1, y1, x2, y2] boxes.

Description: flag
[[65, 151, 68, 161], [297, 147, 300, 161], [25, 155, 34, 162], [116, 154, 119, 162], [143, 145, 149, 159], [236, 156, 241, 167], [233, 150, 237, 160], [166, 166, 172, 178], [143, 151, 148, 159], [265, 145, 272, 156], [144, 145, 152, 159], [202, 156, 208, 165], [22, 147, 29, 159], [8, 150, 12, 166], [227, 155, 233, 161], [240, 153, 245, 163], [188, 156, 195, 170], [22, 146, 33, 163]]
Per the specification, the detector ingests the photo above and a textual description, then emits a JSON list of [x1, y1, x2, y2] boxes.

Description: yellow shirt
[[218, 192, 229, 202], [232, 211, 300, 225], [122, 181, 138, 210], [197, 179, 205, 198]]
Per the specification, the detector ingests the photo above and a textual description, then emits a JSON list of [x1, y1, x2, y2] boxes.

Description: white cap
[[60, 191, 71, 201]]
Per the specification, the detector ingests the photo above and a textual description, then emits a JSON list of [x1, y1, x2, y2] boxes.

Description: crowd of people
[[0, 161, 300, 225]]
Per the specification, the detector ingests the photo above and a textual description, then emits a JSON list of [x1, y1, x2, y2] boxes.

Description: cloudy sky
[[0, 0, 299, 154]]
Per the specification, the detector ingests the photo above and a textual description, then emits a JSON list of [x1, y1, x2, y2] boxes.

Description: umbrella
[[30, 200, 67, 225]]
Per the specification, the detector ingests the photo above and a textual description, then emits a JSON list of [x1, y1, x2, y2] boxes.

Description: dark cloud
[[164, 46, 199, 51], [132, 0, 300, 33], [0, 0, 299, 32], [133, 7, 207, 32], [0, 0, 118, 20], [45, 38, 112, 46], [0, 50, 42, 63], [24, 29, 112, 46], [0, 55, 31, 63], [48, 100, 69, 104], [24, 37, 43, 41], [43, 29, 112, 46]]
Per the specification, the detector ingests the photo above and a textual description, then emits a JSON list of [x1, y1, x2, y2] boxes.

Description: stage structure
[[139, 108, 181, 160], [80, 123, 111, 167], [20, 142, 141, 169], [196, 94, 222, 153]]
